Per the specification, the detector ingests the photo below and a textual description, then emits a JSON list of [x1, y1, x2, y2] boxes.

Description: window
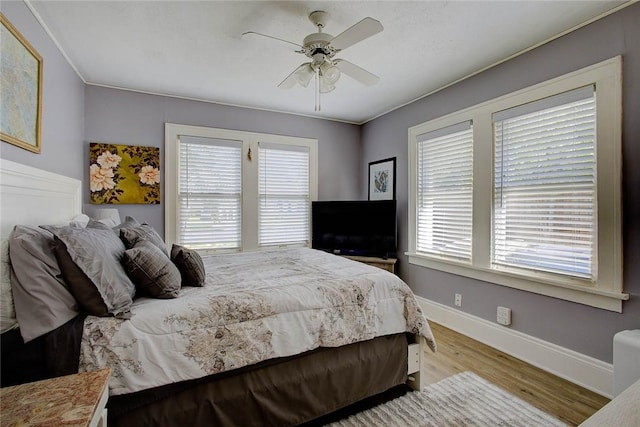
[[493, 87, 596, 279], [259, 143, 310, 247], [416, 122, 473, 261], [166, 124, 317, 253], [178, 136, 242, 250], [408, 57, 625, 311]]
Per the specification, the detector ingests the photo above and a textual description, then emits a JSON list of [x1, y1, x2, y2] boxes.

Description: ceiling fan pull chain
[[315, 66, 321, 111]]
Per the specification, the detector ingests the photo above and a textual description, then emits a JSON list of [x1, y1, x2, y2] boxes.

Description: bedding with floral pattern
[[79, 248, 436, 395]]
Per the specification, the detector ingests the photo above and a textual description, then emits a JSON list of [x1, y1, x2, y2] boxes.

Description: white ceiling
[[28, 0, 628, 124]]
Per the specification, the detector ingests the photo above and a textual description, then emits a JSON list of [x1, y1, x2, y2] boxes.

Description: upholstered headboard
[[0, 159, 82, 239]]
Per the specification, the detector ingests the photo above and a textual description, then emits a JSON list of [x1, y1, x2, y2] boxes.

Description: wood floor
[[423, 322, 610, 426]]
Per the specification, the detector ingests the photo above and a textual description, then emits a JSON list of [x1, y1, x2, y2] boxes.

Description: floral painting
[[90, 143, 160, 204]]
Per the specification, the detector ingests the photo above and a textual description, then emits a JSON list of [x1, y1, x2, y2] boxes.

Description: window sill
[[406, 252, 628, 312]]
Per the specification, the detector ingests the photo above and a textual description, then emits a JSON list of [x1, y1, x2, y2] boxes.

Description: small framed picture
[[368, 157, 396, 201]]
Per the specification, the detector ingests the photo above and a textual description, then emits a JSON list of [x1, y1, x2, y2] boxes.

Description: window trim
[[407, 56, 626, 312], [165, 123, 318, 253]]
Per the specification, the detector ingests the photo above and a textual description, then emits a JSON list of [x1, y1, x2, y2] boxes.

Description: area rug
[[327, 371, 566, 426]]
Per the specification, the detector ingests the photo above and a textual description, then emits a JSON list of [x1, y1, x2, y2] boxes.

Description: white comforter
[[79, 248, 436, 395]]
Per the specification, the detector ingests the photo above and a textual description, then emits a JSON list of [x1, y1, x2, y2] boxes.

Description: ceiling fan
[[243, 11, 383, 111]]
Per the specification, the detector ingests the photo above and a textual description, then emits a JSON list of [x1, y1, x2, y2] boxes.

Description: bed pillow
[[69, 213, 91, 228], [111, 215, 139, 232], [51, 238, 110, 317], [170, 244, 206, 287], [8, 226, 79, 342], [85, 216, 139, 235], [120, 223, 168, 257], [123, 242, 181, 299], [42, 222, 135, 319]]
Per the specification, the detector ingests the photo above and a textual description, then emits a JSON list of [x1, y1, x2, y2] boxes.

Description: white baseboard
[[417, 295, 613, 398]]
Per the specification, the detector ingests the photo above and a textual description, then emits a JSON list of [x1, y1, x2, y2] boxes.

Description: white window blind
[[179, 136, 242, 250], [416, 121, 473, 261], [259, 142, 310, 247], [493, 86, 596, 279]]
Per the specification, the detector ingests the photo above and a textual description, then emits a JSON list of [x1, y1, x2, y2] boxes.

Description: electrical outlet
[[497, 306, 512, 325], [454, 293, 462, 307]]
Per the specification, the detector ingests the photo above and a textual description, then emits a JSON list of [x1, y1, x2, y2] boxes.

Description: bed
[[0, 158, 436, 426]]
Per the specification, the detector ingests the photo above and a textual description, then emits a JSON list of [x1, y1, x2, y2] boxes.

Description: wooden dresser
[[0, 368, 110, 427], [342, 255, 397, 273]]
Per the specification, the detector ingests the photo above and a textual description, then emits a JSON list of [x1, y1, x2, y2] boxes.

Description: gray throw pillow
[[123, 242, 181, 299], [171, 244, 206, 287], [120, 224, 168, 257], [42, 223, 135, 319], [9, 226, 79, 342]]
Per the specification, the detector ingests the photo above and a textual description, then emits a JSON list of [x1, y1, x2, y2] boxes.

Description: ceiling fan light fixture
[[293, 64, 314, 87], [320, 61, 341, 84], [319, 79, 336, 93]]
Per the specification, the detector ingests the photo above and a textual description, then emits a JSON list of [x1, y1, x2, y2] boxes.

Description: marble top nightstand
[[0, 368, 110, 427]]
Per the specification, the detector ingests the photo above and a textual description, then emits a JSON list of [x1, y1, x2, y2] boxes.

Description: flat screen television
[[311, 200, 397, 258]]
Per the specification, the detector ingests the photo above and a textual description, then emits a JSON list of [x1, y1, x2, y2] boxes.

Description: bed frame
[[0, 159, 82, 239], [0, 158, 428, 423]]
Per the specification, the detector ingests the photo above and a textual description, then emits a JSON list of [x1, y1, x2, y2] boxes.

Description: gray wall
[[85, 86, 362, 233], [0, 1, 84, 179], [362, 3, 640, 363]]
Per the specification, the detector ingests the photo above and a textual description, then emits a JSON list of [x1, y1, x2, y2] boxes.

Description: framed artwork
[[0, 13, 43, 153], [368, 157, 396, 201], [90, 143, 161, 204]]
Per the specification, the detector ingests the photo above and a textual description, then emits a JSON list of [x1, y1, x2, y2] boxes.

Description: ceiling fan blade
[[334, 59, 379, 86], [278, 68, 299, 89], [242, 31, 303, 49], [330, 17, 383, 51]]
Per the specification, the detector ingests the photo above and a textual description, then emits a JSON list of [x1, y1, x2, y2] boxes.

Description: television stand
[[341, 255, 397, 274]]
